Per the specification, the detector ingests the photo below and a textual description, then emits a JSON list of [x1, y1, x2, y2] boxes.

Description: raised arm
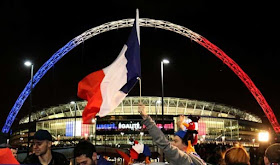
[[177, 115, 186, 131], [138, 103, 206, 165]]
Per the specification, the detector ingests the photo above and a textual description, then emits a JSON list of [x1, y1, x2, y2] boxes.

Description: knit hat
[[175, 130, 186, 139]]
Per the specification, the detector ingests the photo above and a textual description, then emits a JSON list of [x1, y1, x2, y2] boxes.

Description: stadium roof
[[20, 96, 262, 124]]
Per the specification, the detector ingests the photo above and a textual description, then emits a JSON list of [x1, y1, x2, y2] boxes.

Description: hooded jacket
[[141, 115, 206, 165]]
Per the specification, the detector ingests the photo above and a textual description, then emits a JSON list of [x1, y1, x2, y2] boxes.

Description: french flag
[[77, 10, 141, 124]]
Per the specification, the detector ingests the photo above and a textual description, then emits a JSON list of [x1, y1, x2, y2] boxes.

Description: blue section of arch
[[2, 40, 78, 133]]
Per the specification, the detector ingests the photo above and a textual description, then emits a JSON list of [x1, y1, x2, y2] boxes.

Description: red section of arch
[[198, 36, 280, 133]]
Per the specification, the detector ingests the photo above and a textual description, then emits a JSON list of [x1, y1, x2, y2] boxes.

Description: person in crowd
[[176, 115, 200, 153], [220, 145, 250, 165], [0, 147, 20, 164], [249, 147, 258, 165], [138, 103, 206, 165], [29, 144, 35, 155], [116, 139, 151, 164], [23, 129, 69, 165], [10, 146, 18, 160], [0, 143, 18, 159], [0, 143, 19, 162], [74, 140, 112, 165], [264, 143, 280, 165]]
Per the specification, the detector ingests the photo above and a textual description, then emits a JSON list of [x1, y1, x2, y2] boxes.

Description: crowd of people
[[0, 103, 280, 165]]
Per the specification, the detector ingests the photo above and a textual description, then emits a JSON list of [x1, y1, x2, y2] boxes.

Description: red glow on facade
[[198, 121, 206, 135], [81, 124, 89, 136], [142, 122, 174, 130]]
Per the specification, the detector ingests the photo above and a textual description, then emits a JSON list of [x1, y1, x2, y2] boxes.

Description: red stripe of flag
[[78, 70, 105, 124]]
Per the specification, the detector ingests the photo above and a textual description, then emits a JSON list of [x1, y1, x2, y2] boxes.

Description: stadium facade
[[10, 96, 266, 147]]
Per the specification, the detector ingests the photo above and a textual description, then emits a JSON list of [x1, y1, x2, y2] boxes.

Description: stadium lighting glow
[[258, 132, 269, 142]]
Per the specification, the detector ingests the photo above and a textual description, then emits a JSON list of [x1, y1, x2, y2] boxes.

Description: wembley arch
[[2, 18, 280, 133]]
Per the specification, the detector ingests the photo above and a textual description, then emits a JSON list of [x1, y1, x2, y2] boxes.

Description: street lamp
[[24, 61, 32, 67], [161, 59, 169, 130], [25, 60, 33, 157], [70, 101, 77, 142]]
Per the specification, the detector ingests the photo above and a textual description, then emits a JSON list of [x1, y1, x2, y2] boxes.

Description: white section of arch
[[74, 18, 201, 46]]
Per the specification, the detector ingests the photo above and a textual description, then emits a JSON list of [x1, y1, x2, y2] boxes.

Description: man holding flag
[[77, 9, 141, 123]]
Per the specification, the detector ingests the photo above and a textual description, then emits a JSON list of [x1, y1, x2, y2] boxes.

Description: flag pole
[[136, 9, 141, 104], [137, 77, 142, 103], [136, 9, 140, 44]]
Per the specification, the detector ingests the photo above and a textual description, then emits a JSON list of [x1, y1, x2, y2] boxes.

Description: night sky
[[1, 1, 279, 130]]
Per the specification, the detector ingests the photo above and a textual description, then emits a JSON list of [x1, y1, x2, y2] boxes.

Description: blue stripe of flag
[[120, 20, 141, 94]]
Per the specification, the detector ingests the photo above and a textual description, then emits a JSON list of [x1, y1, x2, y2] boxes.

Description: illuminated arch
[[2, 18, 280, 133]]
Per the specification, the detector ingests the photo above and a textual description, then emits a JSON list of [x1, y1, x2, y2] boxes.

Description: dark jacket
[[23, 151, 69, 165], [98, 155, 112, 165]]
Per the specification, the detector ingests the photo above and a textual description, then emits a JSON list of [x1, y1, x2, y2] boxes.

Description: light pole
[[120, 132, 124, 144], [155, 100, 161, 122], [25, 61, 33, 157], [140, 132, 144, 143], [161, 59, 169, 131], [70, 101, 77, 143]]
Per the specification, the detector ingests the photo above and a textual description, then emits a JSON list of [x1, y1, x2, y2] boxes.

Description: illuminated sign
[[96, 123, 117, 130], [96, 122, 174, 131], [96, 122, 142, 130], [118, 122, 141, 130], [95, 116, 174, 134], [142, 123, 174, 130]]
